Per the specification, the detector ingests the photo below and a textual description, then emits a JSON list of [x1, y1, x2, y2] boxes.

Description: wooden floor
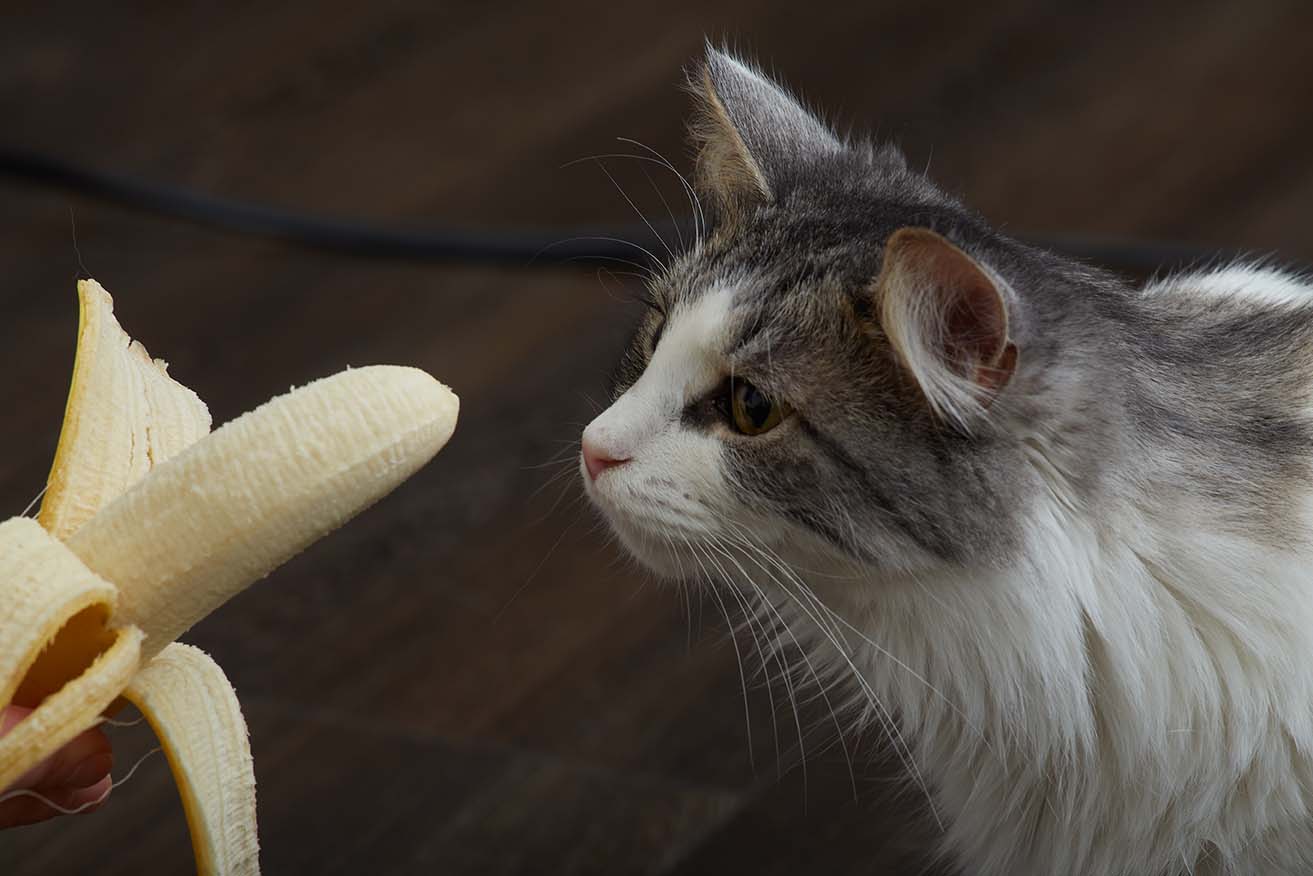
[[2, 2, 1311, 873]]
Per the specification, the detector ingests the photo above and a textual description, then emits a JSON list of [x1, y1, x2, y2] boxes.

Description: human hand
[[0, 704, 112, 828]]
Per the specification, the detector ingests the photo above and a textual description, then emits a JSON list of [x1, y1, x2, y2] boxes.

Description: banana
[[123, 643, 258, 876], [71, 360, 456, 661], [40, 280, 211, 542], [0, 279, 459, 874]]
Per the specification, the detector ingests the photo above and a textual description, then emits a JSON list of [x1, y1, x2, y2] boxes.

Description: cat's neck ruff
[[813, 478, 1313, 875]]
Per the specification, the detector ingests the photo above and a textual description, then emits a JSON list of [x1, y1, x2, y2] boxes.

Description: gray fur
[[612, 47, 1313, 571], [588, 47, 1313, 874]]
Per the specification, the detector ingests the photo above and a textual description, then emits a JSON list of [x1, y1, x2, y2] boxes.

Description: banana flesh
[[0, 279, 458, 874], [0, 519, 142, 793], [0, 516, 121, 710], [72, 363, 457, 661]]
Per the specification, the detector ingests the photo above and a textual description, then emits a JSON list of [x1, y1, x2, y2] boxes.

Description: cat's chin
[[604, 517, 689, 581]]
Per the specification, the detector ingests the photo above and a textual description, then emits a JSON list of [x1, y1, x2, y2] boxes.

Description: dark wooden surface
[[1, 2, 1310, 873]]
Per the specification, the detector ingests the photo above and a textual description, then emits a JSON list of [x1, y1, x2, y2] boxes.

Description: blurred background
[[1, 2, 1310, 873]]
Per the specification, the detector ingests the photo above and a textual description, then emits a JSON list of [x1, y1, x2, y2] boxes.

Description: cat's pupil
[[727, 380, 786, 435], [742, 384, 771, 427]]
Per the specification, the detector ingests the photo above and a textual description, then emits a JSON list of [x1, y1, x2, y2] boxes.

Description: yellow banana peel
[[1, 280, 459, 874]]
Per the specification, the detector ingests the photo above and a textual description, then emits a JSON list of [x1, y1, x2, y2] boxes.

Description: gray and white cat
[[581, 46, 1313, 876]]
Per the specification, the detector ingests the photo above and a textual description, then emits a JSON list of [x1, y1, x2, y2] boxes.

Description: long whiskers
[[731, 521, 993, 754], [706, 534, 858, 803], [634, 161, 683, 251], [681, 534, 756, 775], [558, 253, 660, 285], [562, 145, 705, 247], [494, 512, 584, 622], [696, 540, 809, 800], [687, 534, 783, 778], [589, 159, 676, 265], [531, 235, 665, 271], [615, 138, 706, 242], [526, 457, 582, 508], [712, 522, 944, 829], [522, 453, 579, 473]]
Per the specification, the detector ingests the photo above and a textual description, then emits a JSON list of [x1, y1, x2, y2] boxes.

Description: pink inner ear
[[885, 228, 1017, 401], [943, 275, 1008, 367], [939, 260, 1016, 399]]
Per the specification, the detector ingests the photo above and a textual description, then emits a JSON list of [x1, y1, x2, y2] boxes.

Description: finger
[[0, 704, 28, 734], [0, 774, 111, 827], [64, 773, 113, 814], [8, 719, 112, 792], [12, 726, 113, 791], [0, 792, 64, 828]]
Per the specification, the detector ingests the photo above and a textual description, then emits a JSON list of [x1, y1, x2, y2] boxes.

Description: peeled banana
[[0, 279, 459, 874]]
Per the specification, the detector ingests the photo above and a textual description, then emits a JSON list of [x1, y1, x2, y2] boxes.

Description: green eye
[[730, 380, 789, 435]]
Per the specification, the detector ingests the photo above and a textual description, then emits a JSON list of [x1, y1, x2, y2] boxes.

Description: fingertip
[[0, 795, 59, 828], [68, 774, 113, 815], [74, 724, 114, 760], [0, 704, 33, 735], [65, 750, 113, 789], [20, 725, 113, 790]]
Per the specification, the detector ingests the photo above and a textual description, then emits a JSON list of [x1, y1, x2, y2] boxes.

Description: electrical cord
[[0, 145, 1256, 275]]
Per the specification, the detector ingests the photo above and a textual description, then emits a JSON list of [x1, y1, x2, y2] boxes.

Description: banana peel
[[0, 280, 459, 874]]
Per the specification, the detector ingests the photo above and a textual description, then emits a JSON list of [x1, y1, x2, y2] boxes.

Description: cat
[[580, 45, 1313, 876]]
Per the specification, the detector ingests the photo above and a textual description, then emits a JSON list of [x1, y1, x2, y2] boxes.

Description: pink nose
[[582, 437, 629, 481]]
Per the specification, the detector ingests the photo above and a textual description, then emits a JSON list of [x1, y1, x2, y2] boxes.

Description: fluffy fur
[[582, 46, 1313, 875]]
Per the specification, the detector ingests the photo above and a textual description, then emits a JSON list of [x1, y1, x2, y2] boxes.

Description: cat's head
[[582, 47, 1036, 587]]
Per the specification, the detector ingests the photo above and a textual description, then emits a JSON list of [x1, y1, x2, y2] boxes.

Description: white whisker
[[531, 236, 664, 271], [700, 540, 808, 800], [591, 158, 675, 265], [690, 537, 783, 777], [635, 160, 684, 251], [715, 525, 942, 829], [683, 534, 755, 775], [707, 534, 859, 802], [616, 137, 706, 242]]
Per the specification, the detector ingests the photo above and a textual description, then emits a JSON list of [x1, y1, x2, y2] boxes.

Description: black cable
[[0, 145, 1252, 275], [0, 146, 673, 267]]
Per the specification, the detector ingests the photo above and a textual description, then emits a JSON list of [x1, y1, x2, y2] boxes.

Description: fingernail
[[66, 753, 113, 788]]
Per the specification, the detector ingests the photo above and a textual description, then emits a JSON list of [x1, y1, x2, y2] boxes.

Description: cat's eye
[[729, 380, 789, 435]]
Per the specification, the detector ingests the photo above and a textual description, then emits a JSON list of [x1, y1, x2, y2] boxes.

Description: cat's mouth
[[582, 459, 713, 580]]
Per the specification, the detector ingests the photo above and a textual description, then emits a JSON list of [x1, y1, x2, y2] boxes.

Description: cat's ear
[[873, 228, 1018, 428], [689, 46, 842, 221]]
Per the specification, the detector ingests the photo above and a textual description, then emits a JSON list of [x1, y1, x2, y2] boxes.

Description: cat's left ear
[[689, 46, 843, 221], [873, 228, 1018, 428]]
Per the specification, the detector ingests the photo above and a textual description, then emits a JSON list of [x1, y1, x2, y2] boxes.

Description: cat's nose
[[581, 437, 630, 481]]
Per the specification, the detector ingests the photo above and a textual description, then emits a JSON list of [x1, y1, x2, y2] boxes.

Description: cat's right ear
[[688, 45, 842, 225], [872, 228, 1018, 430]]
